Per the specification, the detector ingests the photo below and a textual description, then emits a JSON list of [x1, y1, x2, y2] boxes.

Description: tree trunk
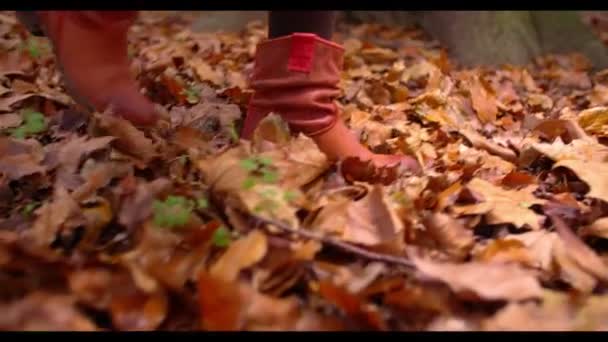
[[533, 11, 608, 68], [419, 11, 541, 67], [343, 11, 608, 69]]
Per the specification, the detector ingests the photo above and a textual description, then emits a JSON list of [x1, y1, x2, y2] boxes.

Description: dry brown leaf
[[578, 106, 608, 137], [68, 266, 168, 331], [0, 113, 21, 129], [474, 238, 534, 266], [190, 58, 224, 86], [580, 217, 608, 239], [257, 134, 329, 189], [465, 73, 498, 124], [460, 128, 517, 163], [550, 235, 598, 293], [400, 59, 443, 90], [0, 292, 97, 331], [197, 273, 244, 330], [553, 215, 608, 284], [109, 290, 169, 331], [483, 291, 574, 331], [530, 120, 584, 144], [197, 273, 302, 331], [554, 160, 608, 202], [0, 152, 46, 180], [118, 178, 171, 230], [72, 162, 131, 201], [424, 212, 474, 260], [95, 114, 157, 162], [412, 257, 543, 301], [530, 138, 608, 163], [360, 47, 398, 64], [453, 178, 546, 230], [28, 185, 80, 247], [507, 230, 558, 272], [58, 136, 115, 170], [313, 185, 404, 246], [0, 92, 71, 113], [318, 280, 387, 330], [0, 137, 46, 180], [210, 230, 268, 282]]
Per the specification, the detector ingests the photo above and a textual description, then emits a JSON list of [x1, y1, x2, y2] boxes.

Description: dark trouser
[[269, 11, 336, 40], [15, 11, 44, 35], [16, 11, 337, 40]]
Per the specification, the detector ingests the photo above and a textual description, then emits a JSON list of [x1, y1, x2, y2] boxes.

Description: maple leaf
[[464, 72, 498, 124], [311, 185, 404, 246], [452, 178, 546, 230], [423, 212, 474, 260], [411, 256, 543, 301], [0, 292, 97, 331], [95, 113, 157, 162], [527, 138, 608, 201], [578, 106, 608, 137], [209, 230, 268, 283]]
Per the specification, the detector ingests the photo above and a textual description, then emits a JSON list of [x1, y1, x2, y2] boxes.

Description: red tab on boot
[[287, 33, 317, 73]]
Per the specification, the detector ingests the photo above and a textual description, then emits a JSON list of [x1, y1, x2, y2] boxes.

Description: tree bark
[[343, 11, 608, 69]]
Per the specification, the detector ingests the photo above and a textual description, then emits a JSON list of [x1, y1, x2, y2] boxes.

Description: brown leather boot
[[243, 33, 420, 173], [36, 11, 158, 125]]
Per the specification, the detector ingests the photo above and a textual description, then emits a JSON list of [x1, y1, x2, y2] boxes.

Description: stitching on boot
[[287, 33, 317, 73]]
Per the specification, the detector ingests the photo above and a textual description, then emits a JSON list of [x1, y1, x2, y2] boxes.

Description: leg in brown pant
[[17, 11, 419, 172]]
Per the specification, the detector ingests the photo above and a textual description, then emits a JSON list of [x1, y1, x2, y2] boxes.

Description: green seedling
[[23, 38, 48, 59], [175, 155, 188, 165], [228, 121, 239, 143], [283, 190, 299, 202], [196, 197, 209, 210], [181, 86, 200, 104], [127, 44, 135, 59], [11, 109, 47, 139], [22, 202, 41, 218], [152, 195, 194, 228], [211, 226, 231, 247], [240, 156, 279, 189]]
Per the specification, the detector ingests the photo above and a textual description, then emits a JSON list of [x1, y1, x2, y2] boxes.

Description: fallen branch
[[250, 214, 416, 270], [461, 128, 518, 163]]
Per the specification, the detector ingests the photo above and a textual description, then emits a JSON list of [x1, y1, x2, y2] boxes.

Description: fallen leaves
[[2, 10, 608, 332], [0, 292, 97, 331], [0, 137, 46, 180], [312, 185, 404, 246], [412, 257, 543, 301], [209, 230, 268, 282], [453, 178, 546, 230], [578, 106, 608, 137], [465, 72, 498, 124], [94, 113, 157, 162]]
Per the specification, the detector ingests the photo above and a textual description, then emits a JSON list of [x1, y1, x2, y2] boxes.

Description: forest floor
[[1, 11, 608, 331]]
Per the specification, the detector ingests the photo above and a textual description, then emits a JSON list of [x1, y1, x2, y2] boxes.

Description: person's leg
[[16, 11, 157, 125], [243, 11, 420, 172], [15, 12, 44, 36], [268, 11, 336, 40]]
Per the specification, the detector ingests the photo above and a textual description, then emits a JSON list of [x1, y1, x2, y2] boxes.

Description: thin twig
[[460, 128, 518, 163], [251, 214, 416, 270]]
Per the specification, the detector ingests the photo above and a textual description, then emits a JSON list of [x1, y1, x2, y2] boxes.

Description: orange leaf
[[197, 273, 243, 331]]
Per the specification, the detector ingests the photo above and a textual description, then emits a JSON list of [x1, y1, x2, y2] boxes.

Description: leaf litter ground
[[2, 11, 608, 331]]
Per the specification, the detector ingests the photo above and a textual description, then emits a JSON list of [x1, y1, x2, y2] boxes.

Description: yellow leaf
[[312, 185, 404, 246], [578, 107, 608, 137], [554, 160, 608, 202], [580, 218, 608, 239], [531, 138, 608, 163], [412, 257, 543, 301], [453, 178, 546, 230], [210, 230, 268, 283]]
